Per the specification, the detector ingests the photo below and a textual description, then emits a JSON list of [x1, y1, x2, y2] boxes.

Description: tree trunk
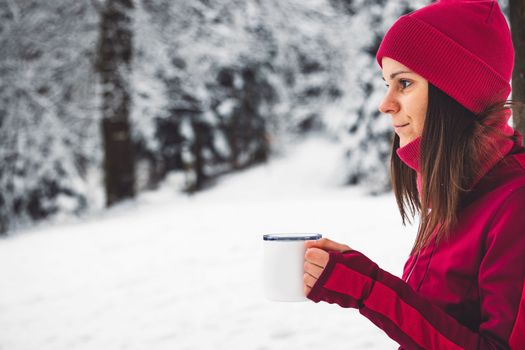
[[96, 0, 135, 206], [510, 0, 525, 144]]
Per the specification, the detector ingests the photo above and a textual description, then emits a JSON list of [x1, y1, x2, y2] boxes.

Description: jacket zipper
[[405, 236, 437, 287], [404, 252, 420, 283]]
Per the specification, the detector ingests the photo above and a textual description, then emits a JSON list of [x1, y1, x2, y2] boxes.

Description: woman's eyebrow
[[381, 70, 413, 81]]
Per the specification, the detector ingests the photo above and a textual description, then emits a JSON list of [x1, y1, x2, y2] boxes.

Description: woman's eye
[[383, 80, 412, 89], [399, 79, 412, 89]]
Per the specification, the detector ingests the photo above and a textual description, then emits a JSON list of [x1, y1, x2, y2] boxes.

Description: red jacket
[[308, 131, 525, 349]]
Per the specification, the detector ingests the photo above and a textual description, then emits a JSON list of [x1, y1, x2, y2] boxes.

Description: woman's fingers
[[304, 247, 329, 268], [304, 271, 317, 288], [303, 237, 352, 298], [304, 250, 326, 297], [304, 285, 312, 296], [305, 238, 352, 252], [304, 260, 324, 279]]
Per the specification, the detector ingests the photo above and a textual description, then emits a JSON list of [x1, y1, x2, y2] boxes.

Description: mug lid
[[263, 233, 322, 241]]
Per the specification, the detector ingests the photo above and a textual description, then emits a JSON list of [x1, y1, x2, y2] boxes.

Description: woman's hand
[[304, 238, 352, 296]]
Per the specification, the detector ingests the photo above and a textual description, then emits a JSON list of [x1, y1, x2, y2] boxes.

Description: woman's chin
[[398, 135, 417, 148]]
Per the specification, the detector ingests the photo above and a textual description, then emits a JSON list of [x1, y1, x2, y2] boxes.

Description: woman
[[303, 1, 525, 349]]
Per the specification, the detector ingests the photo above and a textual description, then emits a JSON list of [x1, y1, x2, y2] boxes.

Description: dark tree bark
[[191, 120, 208, 191], [240, 67, 269, 165], [510, 0, 525, 144], [96, 0, 136, 206]]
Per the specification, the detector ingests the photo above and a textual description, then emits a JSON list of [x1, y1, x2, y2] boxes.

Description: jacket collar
[[395, 123, 517, 194], [396, 137, 421, 173]]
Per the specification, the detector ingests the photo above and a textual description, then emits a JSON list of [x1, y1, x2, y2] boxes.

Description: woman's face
[[379, 57, 429, 147]]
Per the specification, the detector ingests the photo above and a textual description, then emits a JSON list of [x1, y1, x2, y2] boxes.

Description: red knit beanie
[[376, 0, 514, 114]]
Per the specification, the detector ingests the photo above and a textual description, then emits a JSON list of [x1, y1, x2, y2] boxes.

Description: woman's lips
[[394, 123, 409, 131]]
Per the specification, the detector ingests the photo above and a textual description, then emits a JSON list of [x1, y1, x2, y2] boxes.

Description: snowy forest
[[2, 1, 525, 349], [0, 0, 516, 235]]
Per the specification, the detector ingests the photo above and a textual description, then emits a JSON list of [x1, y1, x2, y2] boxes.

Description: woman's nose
[[378, 92, 399, 115]]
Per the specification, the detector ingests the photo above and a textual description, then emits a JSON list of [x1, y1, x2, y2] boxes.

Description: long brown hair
[[391, 83, 517, 254]]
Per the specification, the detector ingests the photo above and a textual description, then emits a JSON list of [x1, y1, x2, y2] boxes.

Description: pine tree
[[0, 1, 98, 233]]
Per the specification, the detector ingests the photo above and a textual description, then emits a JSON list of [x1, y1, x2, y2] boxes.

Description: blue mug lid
[[263, 233, 322, 241]]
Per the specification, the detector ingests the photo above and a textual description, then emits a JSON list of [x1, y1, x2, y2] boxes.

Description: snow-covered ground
[[0, 136, 417, 350]]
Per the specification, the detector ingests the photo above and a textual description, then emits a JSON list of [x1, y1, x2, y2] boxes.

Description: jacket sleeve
[[307, 187, 525, 350]]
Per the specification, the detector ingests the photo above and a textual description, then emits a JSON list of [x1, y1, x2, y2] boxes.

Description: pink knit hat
[[376, 0, 514, 114]]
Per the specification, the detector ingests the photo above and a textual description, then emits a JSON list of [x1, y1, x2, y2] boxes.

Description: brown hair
[[391, 83, 517, 254]]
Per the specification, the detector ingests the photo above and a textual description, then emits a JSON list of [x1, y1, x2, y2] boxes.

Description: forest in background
[[2, 0, 519, 234]]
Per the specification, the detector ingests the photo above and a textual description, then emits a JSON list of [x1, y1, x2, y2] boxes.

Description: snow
[[0, 136, 417, 350]]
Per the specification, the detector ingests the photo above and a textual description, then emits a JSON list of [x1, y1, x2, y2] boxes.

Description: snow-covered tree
[[0, 0, 100, 233], [133, 0, 280, 191], [328, 0, 431, 194]]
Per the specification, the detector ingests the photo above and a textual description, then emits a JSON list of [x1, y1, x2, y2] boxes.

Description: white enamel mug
[[263, 233, 322, 302]]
